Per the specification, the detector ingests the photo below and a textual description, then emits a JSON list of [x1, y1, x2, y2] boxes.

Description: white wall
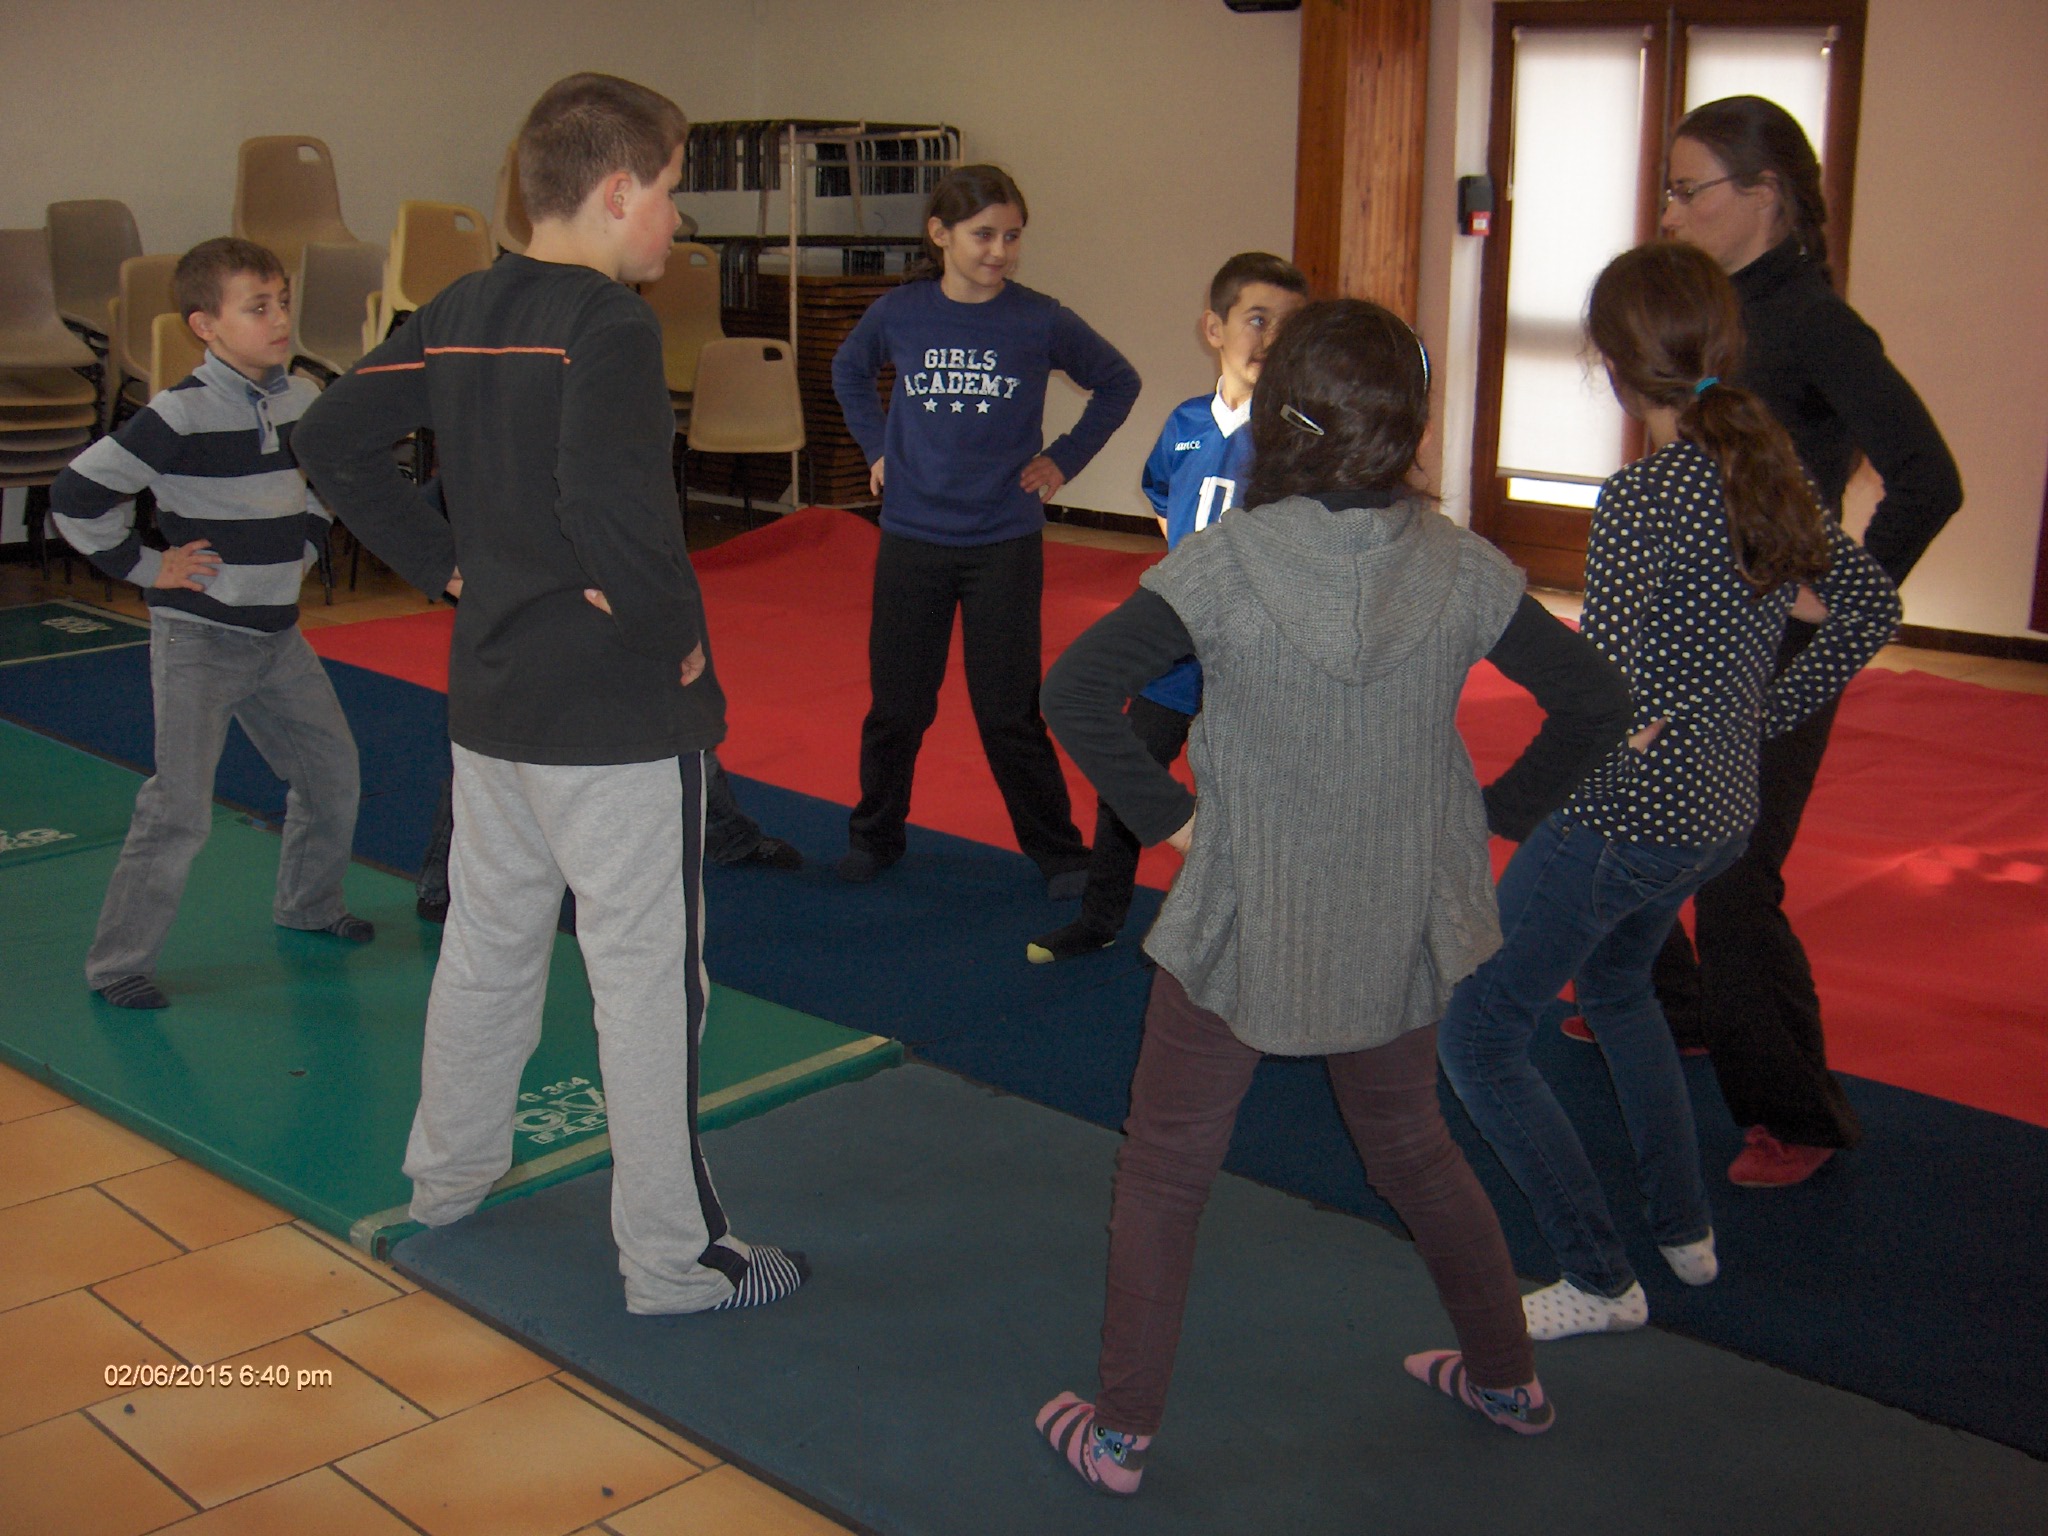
[[1415, 0, 1499, 524], [2, 0, 1299, 526], [1846, 0, 2048, 636], [0, 0, 763, 258], [1416, 0, 2048, 638]]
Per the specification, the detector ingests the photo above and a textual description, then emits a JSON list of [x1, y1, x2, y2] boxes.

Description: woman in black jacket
[[1648, 94, 1962, 1186]]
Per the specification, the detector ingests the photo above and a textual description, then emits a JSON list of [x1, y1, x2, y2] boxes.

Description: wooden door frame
[[1293, 0, 1433, 318]]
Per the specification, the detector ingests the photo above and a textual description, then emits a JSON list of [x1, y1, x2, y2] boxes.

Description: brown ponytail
[[1588, 243, 1831, 594]]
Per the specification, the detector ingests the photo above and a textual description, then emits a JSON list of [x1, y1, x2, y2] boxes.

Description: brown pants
[[1095, 970, 1534, 1435]]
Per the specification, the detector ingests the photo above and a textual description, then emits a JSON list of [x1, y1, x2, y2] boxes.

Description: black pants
[[1653, 639, 1862, 1148], [849, 530, 1086, 873], [1075, 695, 1193, 936]]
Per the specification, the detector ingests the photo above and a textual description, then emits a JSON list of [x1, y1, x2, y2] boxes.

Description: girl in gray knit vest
[[1033, 301, 1634, 1493]]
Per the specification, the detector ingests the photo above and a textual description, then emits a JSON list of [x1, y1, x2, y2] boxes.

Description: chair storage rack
[[683, 120, 959, 508]]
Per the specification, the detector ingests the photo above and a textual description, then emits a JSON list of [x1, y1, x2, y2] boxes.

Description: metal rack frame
[[689, 121, 959, 504]]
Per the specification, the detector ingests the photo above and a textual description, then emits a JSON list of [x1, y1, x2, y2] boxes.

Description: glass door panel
[[1684, 27, 1834, 157], [1496, 28, 1649, 509]]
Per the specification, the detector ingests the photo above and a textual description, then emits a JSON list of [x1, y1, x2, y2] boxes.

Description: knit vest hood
[[1219, 496, 1466, 685]]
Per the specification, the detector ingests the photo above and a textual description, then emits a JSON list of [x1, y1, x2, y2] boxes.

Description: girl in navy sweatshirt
[[829, 165, 1140, 888]]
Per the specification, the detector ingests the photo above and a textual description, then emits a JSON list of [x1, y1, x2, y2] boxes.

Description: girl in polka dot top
[[1437, 242, 1900, 1343]]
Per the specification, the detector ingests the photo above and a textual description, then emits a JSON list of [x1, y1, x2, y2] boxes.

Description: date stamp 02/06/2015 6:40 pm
[[104, 1361, 336, 1391]]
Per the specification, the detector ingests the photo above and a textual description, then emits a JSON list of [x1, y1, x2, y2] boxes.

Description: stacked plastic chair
[[291, 239, 384, 382], [682, 335, 807, 524], [362, 201, 492, 352], [640, 243, 725, 489], [232, 136, 358, 276], [0, 227, 108, 571], [147, 311, 205, 397], [489, 141, 533, 256], [46, 199, 142, 356], [106, 253, 180, 428], [287, 242, 384, 600]]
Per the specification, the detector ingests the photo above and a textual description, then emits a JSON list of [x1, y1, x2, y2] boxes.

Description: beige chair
[[292, 239, 384, 379], [683, 336, 806, 521], [46, 200, 142, 347], [365, 201, 491, 349], [642, 242, 724, 396], [0, 370, 100, 461], [149, 311, 206, 396], [489, 141, 532, 256], [107, 253, 180, 426], [0, 356, 100, 572], [0, 227, 101, 372], [0, 226, 102, 566], [0, 369, 99, 419], [233, 136, 357, 273]]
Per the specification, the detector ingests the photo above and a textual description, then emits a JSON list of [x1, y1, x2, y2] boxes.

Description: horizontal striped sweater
[[52, 351, 327, 633]]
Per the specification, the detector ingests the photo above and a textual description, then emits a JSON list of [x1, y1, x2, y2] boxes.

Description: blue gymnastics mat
[[393, 1064, 2048, 1536]]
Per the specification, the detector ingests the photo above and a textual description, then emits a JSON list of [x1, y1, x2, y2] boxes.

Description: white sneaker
[[1522, 1277, 1649, 1340], [1659, 1231, 1719, 1286]]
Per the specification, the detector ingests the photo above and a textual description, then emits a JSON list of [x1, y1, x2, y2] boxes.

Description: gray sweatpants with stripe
[[405, 745, 752, 1313]]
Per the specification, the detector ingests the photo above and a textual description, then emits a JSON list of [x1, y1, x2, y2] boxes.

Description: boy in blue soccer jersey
[[53, 238, 370, 1010], [1026, 253, 1307, 963]]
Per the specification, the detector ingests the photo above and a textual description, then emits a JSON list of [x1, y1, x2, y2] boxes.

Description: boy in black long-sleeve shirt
[[295, 74, 804, 1315]]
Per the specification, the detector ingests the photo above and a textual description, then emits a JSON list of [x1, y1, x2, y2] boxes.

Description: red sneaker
[[1728, 1126, 1835, 1188], [1557, 1013, 1707, 1058]]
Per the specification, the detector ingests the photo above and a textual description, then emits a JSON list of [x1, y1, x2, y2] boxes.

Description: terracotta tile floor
[[0, 1065, 854, 1536], [5, 517, 2041, 1535]]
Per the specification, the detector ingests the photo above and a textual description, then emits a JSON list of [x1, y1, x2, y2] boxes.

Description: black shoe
[[416, 895, 449, 923], [1026, 921, 1116, 965], [836, 847, 900, 883], [736, 835, 803, 870]]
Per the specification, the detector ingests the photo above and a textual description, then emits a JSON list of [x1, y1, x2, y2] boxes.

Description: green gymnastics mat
[[0, 599, 150, 667], [0, 719, 900, 1251]]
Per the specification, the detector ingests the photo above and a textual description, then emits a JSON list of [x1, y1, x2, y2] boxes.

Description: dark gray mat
[[394, 1064, 2047, 1535]]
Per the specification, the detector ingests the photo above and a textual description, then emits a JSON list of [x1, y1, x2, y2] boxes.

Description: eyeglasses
[[1663, 174, 1737, 206]]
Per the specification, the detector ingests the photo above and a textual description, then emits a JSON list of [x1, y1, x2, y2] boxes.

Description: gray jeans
[[86, 614, 360, 987], [405, 745, 752, 1314]]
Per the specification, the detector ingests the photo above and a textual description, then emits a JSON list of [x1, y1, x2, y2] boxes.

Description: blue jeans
[[1438, 814, 1744, 1297]]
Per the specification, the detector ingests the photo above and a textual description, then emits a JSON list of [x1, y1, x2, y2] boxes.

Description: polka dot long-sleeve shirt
[[1562, 440, 1899, 847]]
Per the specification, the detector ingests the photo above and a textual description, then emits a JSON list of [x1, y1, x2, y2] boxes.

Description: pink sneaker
[[1728, 1126, 1834, 1188], [1037, 1392, 1150, 1495]]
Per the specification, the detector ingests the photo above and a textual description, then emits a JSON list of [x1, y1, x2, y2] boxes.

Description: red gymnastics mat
[[308, 508, 2048, 1128]]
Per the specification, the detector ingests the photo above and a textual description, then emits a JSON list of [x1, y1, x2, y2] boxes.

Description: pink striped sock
[[1403, 1350, 1554, 1435], [1036, 1391, 1151, 1494]]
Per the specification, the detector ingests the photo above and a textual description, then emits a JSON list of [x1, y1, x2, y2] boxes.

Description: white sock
[[1522, 1277, 1648, 1341], [1659, 1231, 1719, 1286]]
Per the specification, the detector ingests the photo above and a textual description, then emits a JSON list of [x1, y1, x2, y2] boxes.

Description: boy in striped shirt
[[53, 237, 370, 1011]]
